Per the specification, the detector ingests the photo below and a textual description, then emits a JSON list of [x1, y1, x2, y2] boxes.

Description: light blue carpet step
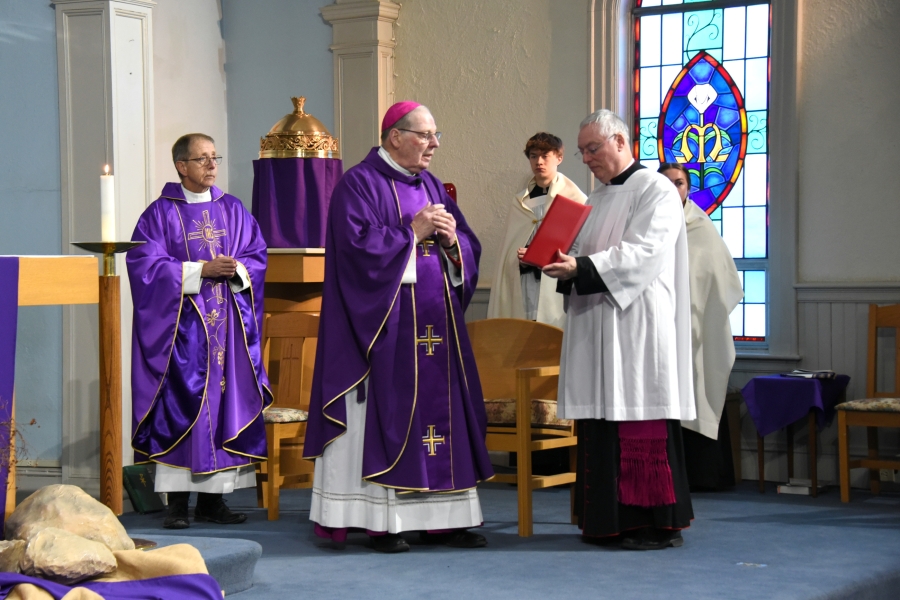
[[128, 533, 261, 596]]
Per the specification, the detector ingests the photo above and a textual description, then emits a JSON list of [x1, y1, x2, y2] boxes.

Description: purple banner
[[0, 257, 18, 528], [251, 157, 343, 248]]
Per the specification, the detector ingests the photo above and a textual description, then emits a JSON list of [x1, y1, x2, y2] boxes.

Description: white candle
[[100, 165, 116, 242]]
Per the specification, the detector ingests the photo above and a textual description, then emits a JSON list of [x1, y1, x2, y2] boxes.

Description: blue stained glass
[[746, 111, 768, 154], [744, 270, 766, 303], [744, 207, 767, 257], [636, 1, 771, 339], [684, 10, 723, 52], [658, 51, 747, 213]]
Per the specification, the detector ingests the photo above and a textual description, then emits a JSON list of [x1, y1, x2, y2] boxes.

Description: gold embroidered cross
[[422, 425, 445, 456], [188, 210, 226, 255], [206, 282, 225, 305], [138, 474, 147, 487], [418, 239, 435, 257], [417, 325, 442, 356]]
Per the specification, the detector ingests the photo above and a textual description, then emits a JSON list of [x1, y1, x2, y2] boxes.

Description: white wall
[[151, 0, 229, 199], [0, 1, 64, 466], [393, 0, 592, 288], [221, 0, 335, 209], [797, 0, 900, 282]]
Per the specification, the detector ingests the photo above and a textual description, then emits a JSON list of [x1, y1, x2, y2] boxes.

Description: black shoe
[[370, 533, 409, 554], [621, 529, 683, 551], [419, 530, 487, 548], [194, 497, 247, 525], [163, 495, 190, 530]]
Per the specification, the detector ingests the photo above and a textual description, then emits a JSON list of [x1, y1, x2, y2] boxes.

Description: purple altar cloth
[[251, 158, 343, 248], [0, 572, 222, 599], [741, 374, 851, 437], [0, 258, 17, 530]]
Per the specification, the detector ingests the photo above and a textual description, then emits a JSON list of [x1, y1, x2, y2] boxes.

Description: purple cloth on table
[[252, 158, 343, 248], [0, 258, 17, 529], [0, 572, 222, 599], [303, 147, 493, 492], [127, 183, 272, 473], [742, 374, 851, 437]]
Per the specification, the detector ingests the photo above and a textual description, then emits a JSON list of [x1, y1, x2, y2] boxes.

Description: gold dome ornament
[[259, 97, 340, 159]]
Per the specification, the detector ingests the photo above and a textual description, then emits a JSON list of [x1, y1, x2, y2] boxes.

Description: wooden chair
[[255, 312, 318, 519], [467, 318, 577, 537], [838, 303, 900, 502]]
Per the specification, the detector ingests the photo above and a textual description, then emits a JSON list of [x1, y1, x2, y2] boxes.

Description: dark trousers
[[574, 419, 694, 538]]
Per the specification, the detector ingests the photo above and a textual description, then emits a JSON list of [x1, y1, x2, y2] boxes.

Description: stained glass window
[[634, 0, 770, 342]]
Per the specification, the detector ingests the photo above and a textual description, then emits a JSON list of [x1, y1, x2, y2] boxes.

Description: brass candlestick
[[71, 241, 144, 514]]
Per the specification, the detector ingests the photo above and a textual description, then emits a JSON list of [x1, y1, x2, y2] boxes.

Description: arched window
[[633, 0, 770, 342]]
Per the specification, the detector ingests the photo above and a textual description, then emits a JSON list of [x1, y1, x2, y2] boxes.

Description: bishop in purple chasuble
[[304, 148, 493, 492], [127, 183, 272, 475]]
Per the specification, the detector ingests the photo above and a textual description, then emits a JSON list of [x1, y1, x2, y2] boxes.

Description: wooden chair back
[[467, 318, 562, 401], [866, 303, 900, 399], [262, 312, 319, 412]]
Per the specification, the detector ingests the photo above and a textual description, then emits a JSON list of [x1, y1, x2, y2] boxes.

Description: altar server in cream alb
[[543, 110, 695, 551], [127, 133, 272, 530], [487, 132, 587, 328], [304, 102, 493, 554]]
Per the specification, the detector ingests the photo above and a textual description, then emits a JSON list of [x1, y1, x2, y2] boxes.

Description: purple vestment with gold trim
[[127, 183, 272, 475], [304, 148, 493, 491]]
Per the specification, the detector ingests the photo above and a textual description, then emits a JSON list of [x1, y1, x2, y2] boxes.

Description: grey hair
[[579, 110, 630, 146], [172, 133, 215, 178], [380, 106, 431, 145]]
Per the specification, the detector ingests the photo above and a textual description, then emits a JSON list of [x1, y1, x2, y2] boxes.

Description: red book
[[520, 195, 592, 268]]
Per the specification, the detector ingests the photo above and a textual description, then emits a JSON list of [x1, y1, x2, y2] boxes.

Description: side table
[[741, 374, 851, 497]]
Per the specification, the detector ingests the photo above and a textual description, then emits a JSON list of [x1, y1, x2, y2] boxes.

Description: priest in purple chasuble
[[544, 110, 695, 551], [304, 102, 494, 553], [127, 133, 272, 530]]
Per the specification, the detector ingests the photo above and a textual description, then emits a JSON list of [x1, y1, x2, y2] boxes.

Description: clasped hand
[[411, 203, 457, 248], [201, 255, 238, 279]]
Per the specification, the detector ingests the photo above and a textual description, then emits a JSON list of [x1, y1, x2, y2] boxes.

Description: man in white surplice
[[543, 110, 695, 551]]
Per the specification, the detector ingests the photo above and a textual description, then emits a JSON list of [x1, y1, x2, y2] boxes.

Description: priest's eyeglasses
[[397, 129, 442, 142], [575, 135, 615, 158], [181, 155, 224, 167]]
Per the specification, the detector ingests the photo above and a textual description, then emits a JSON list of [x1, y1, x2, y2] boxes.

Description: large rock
[[20, 527, 117, 584], [5, 485, 134, 551], [0, 540, 25, 572]]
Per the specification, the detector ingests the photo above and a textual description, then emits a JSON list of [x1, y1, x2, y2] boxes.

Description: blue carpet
[[140, 534, 261, 596], [120, 482, 900, 599]]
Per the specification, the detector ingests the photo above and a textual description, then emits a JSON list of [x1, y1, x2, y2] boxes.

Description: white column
[[320, 0, 400, 169], [53, 0, 154, 494]]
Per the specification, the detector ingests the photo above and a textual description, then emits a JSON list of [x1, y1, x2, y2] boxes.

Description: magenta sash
[[618, 420, 676, 507]]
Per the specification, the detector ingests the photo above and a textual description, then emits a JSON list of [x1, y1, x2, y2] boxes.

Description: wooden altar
[[7, 256, 98, 518]]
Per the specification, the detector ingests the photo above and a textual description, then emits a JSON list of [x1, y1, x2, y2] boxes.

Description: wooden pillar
[[53, 0, 155, 497], [320, 0, 400, 169], [98, 276, 123, 514]]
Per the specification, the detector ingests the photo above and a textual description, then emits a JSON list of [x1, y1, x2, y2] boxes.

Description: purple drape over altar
[[251, 158, 343, 248], [0, 258, 17, 529]]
